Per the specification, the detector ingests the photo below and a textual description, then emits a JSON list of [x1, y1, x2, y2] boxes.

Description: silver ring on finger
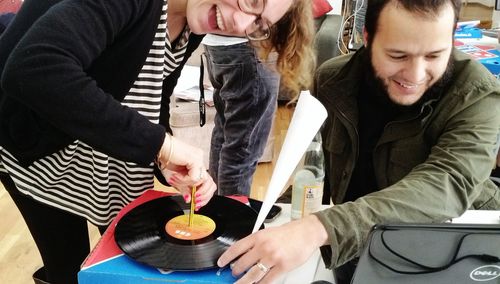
[[256, 262, 270, 274]]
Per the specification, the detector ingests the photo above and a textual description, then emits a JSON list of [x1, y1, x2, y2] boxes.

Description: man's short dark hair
[[364, 0, 461, 45]]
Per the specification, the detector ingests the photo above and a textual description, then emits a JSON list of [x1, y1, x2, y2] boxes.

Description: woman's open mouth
[[215, 6, 226, 31]]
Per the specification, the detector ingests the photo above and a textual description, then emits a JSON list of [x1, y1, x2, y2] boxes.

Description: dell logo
[[470, 265, 500, 282]]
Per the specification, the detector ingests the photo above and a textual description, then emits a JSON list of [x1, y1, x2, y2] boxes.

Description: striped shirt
[[0, 0, 190, 226]]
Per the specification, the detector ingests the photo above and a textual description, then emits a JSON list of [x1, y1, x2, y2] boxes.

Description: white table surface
[[267, 204, 334, 284], [451, 209, 500, 224], [267, 203, 500, 284]]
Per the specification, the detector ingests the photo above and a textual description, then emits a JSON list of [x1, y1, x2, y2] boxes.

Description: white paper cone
[[252, 91, 328, 232]]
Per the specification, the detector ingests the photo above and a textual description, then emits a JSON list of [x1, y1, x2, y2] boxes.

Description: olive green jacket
[[313, 48, 500, 268]]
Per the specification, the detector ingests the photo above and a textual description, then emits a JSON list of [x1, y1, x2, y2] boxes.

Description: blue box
[[78, 190, 240, 283], [454, 27, 483, 39], [455, 40, 500, 79]]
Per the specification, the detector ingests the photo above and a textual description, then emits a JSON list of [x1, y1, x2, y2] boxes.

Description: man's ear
[[363, 27, 368, 47]]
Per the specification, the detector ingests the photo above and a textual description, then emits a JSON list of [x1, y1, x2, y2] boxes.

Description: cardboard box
[[78, 190, 239, 283], [454, 27, 483, 39], [78, 191, 335, 284], [455, 40, 500, 78], [454, 21, 482, 39]]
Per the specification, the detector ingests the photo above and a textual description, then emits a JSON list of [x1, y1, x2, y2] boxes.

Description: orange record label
[[165, 214, 216, 240]]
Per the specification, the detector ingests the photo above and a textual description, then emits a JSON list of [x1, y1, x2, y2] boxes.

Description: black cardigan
[[0, 0, 203, 167]]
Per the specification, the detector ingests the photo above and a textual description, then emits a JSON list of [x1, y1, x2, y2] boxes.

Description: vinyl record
[[114, 195, 259, 271]]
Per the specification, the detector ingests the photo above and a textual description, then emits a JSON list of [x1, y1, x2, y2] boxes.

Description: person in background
[[0, 0, 315, 283], [203, 34, 280, 196], [217, 0, 500, 283]]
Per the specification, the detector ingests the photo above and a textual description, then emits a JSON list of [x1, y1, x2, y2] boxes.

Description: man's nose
[[404, 58, 427, 84]]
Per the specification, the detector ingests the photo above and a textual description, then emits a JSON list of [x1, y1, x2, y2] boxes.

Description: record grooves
[[115, 195, 259, 271]]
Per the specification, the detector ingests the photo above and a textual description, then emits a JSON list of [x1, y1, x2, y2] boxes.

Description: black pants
[[334, 259, 357, 284], [1, 173, 107, 284]]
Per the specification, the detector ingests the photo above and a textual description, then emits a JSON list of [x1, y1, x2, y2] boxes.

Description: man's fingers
[[234, 262, 270, 284], [217, 236, 254, 267]]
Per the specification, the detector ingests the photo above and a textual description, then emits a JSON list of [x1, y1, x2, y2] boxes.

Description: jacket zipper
[[334, 104, 359, 201]]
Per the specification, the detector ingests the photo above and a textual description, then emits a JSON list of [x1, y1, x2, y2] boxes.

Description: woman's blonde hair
[[259, 0, 316, 96]]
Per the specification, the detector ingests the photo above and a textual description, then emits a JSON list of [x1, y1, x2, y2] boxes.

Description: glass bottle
[[291, 131, 325, 220]]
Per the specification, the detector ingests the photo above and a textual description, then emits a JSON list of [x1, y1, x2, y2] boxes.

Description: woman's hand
[[217, 214, 329, 284], [157, 135, 217, 209]]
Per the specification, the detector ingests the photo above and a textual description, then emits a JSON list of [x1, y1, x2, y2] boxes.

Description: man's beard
[[364, 48, 454, 112]]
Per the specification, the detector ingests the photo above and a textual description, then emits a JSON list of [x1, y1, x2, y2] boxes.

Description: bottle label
[[291, 182, 323, 220], [302, 183, 323, 216]]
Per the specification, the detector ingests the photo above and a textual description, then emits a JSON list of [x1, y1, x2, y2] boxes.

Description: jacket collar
[[316, 48, 368, 128]]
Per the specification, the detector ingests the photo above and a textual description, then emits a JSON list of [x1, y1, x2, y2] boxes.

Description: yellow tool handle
[[188, 185, 196, 227]]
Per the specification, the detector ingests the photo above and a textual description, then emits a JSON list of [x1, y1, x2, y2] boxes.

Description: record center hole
[[165, 214, 216, 240]]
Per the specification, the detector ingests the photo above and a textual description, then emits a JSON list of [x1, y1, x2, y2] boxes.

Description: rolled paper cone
[[252, 91, 327, 232]]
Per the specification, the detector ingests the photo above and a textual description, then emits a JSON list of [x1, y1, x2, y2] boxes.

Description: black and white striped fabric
[[0, 1, 190, 226]]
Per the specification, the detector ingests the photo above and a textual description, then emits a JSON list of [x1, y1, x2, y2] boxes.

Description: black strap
[[198, 53, 206, 127], [368, 229, 500, 275]]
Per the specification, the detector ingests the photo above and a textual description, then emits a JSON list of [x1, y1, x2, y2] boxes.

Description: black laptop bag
[[352, 223, 500, 284]]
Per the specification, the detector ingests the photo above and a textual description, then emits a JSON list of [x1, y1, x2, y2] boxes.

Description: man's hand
[[217, 214, 329, 284]]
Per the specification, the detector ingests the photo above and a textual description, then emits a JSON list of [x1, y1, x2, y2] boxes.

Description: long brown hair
[[258, 0, 316, 95]]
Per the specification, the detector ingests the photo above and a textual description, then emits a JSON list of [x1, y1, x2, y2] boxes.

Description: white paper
[[252, 91, 328, 232], [173, 65, 199, 92], [174, 85, 214, 106]]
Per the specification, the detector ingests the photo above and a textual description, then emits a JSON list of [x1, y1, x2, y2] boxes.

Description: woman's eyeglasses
[[237, 0, 271, 41]]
